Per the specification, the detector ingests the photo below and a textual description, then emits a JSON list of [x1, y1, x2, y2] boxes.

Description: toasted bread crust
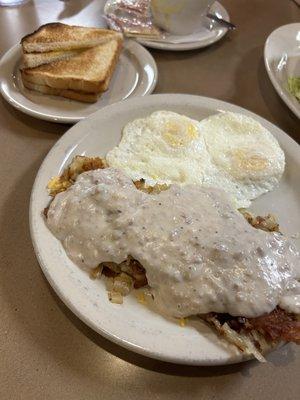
[[21, 49, 86, 69], [97, 37, 123, 91], [21, 23, 122, 53], [21, 38, 123, 93], [21, 23, 64, 45], [22, 78, 100, 103]]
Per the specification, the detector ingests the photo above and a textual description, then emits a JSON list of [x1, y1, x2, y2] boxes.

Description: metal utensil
[[126, 34, 204, 45], [207, 13, 236, 30]]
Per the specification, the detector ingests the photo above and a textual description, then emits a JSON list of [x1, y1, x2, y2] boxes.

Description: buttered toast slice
[[21, 39, 123, 94], [21, 23, 122, 53]]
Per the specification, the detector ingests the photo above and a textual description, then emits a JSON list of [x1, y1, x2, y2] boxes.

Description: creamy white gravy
[[47, 168, 300, 318]]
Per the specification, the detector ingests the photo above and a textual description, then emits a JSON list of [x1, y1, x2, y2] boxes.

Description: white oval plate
[[0, 40, 157, 124], [264, 23, 300, 119], [30, 94, 300, 365], [135, 2, 229, 51]]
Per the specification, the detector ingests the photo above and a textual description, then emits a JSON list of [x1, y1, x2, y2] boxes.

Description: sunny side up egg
[[106, 111, 285, 208], [107, 110, 215, 186]]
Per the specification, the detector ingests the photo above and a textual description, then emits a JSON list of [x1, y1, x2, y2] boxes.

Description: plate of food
[[0, 23, 157, 124], [264, 23, 300, 119], [30, 94, 300, 365]]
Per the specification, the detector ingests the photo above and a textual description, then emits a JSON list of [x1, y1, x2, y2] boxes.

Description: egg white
[[106, 111, 285, 208], [200, 112, 285, 208], [106, 110, 218, 186]]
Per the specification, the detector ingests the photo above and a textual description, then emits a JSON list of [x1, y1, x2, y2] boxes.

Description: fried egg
[[106, 111, 285, 208], [107, 110, 217, 185], [200, 112, 285, 208]]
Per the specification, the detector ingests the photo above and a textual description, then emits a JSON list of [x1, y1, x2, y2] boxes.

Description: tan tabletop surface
[[1, 1, 300, 399]]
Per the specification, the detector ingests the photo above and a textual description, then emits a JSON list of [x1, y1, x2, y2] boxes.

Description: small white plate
[[264, 23, 300, 119], [135, 2, 229, 51], [30, 94, 300, 365], [0, 40, 157, 124]]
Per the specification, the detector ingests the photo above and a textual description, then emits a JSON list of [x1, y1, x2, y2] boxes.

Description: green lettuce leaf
[[287, 77, 300, 102]]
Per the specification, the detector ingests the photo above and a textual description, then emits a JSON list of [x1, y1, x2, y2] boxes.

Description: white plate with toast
[[30, 94, 300, 365], [0, 40, 157, 124]]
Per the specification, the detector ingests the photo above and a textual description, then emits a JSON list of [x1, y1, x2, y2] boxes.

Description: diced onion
[[113, 273, 133, 296], [108, 291, 123, 304], [89, 265, 103, 280]]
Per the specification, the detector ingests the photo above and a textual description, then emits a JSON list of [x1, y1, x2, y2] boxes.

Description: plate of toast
[[0, 23, 157, 124]]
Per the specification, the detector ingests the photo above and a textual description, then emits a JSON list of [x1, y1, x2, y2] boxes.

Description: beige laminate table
[[1, 1, 300, 399]]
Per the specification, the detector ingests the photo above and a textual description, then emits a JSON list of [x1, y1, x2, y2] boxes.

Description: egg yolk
[[163, 121, 198, 147], [231, 150, 268, 171]]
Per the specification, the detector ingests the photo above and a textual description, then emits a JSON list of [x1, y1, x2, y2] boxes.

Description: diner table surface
[[1, 1, 300, 399]]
